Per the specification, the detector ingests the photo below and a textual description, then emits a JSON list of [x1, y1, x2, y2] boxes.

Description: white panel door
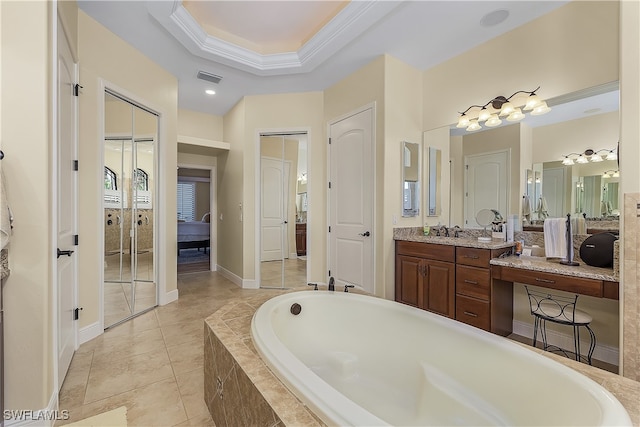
[[261, 157, 290, 261], [57, 16, 78, 387], [464, 150, 509, 228], [329, 108, 374, 293]]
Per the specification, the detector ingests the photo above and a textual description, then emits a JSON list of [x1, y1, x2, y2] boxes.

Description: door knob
[[57, 248, 74, 258], [359, 231, 371, 237]]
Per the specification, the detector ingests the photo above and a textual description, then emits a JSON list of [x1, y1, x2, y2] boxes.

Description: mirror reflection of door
[[259, 133, 307, 288], [464, 150, 509, 228], [103, 91, 158, 329]]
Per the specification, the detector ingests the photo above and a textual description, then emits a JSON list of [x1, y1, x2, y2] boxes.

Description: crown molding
[[147, 1, 401, 76]]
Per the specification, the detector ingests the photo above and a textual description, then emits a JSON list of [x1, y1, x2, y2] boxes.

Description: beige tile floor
[[59, 271, 285, 427], [260, 258, 307, 288]]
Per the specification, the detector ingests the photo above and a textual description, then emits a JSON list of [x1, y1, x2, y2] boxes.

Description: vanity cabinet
[[455, 246, 512, 336], [295, 223, 306, 256], [395, 240, 513, 336], [395, 241, 455, 318]]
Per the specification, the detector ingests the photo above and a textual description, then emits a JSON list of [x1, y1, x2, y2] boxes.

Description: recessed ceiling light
[[205, 89, 216, 95], [480, 9, 509, 27]]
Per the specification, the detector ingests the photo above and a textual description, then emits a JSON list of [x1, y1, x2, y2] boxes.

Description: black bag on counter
[[579, 232, 618, 268]]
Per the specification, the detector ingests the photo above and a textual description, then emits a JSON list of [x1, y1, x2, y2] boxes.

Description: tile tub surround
[[204, 290, 324, 427], [206, 290, 640, 426]]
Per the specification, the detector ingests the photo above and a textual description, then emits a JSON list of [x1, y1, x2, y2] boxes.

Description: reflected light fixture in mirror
[[456, 86, 551, 132], [561, 147, 617, 165]]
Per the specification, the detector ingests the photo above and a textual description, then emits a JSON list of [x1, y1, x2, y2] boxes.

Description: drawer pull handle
[[464, 280, 478, 285], [463, 311, 478, 318], [535, 278, 556, 284], [464, 255, 480, 259]]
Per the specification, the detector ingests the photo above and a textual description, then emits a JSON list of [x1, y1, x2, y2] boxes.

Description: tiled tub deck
[[204, 290, 640, 426]]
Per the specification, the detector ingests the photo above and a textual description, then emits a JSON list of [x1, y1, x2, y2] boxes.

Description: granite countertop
[[490, 255, 618, 282], [394, 227, 514, 250]]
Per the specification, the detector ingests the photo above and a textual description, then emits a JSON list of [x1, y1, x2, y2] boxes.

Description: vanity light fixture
[[456, 86, 550, 132], [561, 148, 617, 166], [602, 170, 620, 178]]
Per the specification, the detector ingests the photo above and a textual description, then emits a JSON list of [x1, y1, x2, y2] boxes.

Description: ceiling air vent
[[197, 71, 223, 84]]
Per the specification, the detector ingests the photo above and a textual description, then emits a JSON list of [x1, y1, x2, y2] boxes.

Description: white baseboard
[[512, 320, 619, 366], [216, 265, 243, 287], [78, 321, 102, 346], [242, 278, 258, 289], [4, 391, 59, 427], [160, 288, 179, 305]]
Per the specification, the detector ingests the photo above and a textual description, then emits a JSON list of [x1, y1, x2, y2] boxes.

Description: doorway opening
[[177, 167, 212, 274], [257, 132, 308, 289]]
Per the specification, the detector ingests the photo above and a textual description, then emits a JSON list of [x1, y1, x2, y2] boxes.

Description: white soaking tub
[[251, 291, 631, 426]]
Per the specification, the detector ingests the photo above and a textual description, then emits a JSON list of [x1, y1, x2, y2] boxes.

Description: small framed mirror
[[427, 147, 441, 216], [402, 141, 420, 217]]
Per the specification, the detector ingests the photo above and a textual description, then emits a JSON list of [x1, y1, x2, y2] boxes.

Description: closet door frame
[[99, 81, 163, 331]]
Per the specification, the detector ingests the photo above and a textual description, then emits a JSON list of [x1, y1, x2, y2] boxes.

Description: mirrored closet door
[[259, 133, 307, 288], [103, 91, 158, 329]]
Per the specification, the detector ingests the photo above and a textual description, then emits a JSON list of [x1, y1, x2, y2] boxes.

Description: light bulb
[[530, 101, 551, 116], [485, 114, 502, 127], [499, 101, 514, 116], [590, 153, 603, 162], [478, 108, 491, 122], [457, 114, 470, 128], [562, 156, 574, 166], [506, 108, 525, 122], [523, 94, 542, 111], [613, 171, 620, 178], [466, 120, 481, 131], [606, 150, 617, 161], [576, 155, 588, 164]]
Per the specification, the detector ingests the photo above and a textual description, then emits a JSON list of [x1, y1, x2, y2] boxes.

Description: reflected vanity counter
[[393, 226, 514, 250]]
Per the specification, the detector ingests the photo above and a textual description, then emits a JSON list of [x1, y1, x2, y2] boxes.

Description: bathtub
[[251, 291, 631, 426]]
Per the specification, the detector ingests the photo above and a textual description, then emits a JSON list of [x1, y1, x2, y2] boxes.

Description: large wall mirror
[[402, 141, 420, 217], [103, 91, 158, 329], [259, 133, 308, 289]]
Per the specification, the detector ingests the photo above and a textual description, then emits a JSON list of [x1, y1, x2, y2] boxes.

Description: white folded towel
[[544, 218, 568, 259]]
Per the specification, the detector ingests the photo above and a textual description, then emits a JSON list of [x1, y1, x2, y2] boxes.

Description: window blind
[[177, 182, 196, 221]]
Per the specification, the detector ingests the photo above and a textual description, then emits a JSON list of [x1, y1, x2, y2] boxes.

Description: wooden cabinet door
[[395, 254, 422, 308], [423, 259, 455, 318]]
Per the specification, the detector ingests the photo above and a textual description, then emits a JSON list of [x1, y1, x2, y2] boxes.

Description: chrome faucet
[[328, 276, 335, 291], [436, 225, 449, 237], [453, 225, 462, 238]]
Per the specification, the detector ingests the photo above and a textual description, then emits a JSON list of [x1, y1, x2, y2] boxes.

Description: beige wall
[[1, 0, 56, 410], [178, 108, 223, 141], [382, 56, 423, 299], [78, 10, 178, 334], [219, 99, 246, 278], [423, 1, 619, 132]]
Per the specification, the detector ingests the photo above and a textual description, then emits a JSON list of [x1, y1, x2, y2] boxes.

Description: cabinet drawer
[[496, 266, 603, 298], [396, 241, 455, 263], [456, 295, 490, 331], [456, 265, 490, 301], [456, 247, 491, 268]]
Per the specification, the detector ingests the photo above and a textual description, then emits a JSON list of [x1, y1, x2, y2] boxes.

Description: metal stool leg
[[574, 325, 581, 362], [585, 325, 596, 365], [540, 319, 548, 351], [532, 316, 540, 348]]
